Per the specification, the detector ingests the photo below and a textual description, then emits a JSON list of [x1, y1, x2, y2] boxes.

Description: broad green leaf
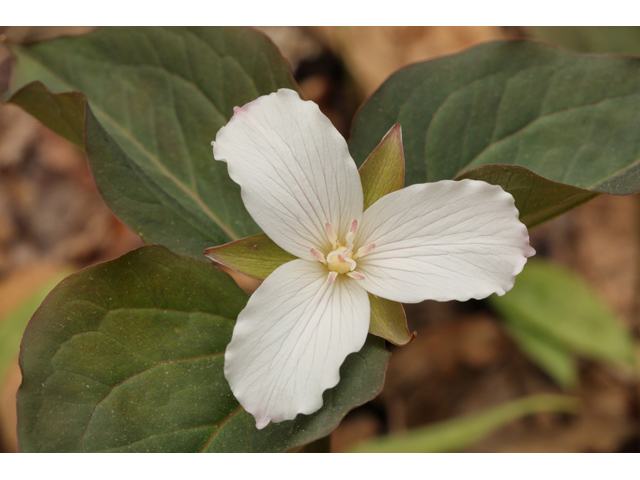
[[359, 123, 405, 210], [351, 394, 579, 453], [368, 293, 415, 347], [0, 269, 72, 382], [504, 323, 578, 390], [5, 27, 298, 258], [18, 246, 389, 452], [349, 41, 640, 227], [489, 260, 636, 372], [204, 233, 296, 281], [9, 82, 85, 148], [529, 26, 640, 56]]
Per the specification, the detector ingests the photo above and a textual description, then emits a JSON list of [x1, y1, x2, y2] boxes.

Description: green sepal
[[368, 293, 416, 346], [359, 123, 405, 210], [204, 233, 296, 281]]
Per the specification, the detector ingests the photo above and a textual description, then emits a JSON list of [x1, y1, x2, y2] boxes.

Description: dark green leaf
[[351, 394, 579, 453], [350, 41, 640, 227], [529, 26, 640, 56], [489, 260, 636, 372], [8, 81, 85, 148], [18, 246, 389, 452], [6, 27, 298, 258]]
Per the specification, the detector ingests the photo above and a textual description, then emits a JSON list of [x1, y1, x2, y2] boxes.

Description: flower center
[[310, 220, 376, 282], [326, 246, 354, 275]]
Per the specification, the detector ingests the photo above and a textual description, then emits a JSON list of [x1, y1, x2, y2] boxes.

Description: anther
[[348, 219, 358, 236], [325, 222, 338, 248], [354, 243, 376, 259], [327, 271, 338, 283], [310, 247, 326, 264], [347, 272, 365, 280]]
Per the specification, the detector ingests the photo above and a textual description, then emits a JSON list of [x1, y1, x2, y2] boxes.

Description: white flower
[[212, 88, 534, 429]]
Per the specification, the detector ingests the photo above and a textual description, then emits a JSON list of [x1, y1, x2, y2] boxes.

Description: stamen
[[325, 222, 338, 248], [310, 247, 326, 264], [354, 243, 376, 259], [327, 271, 338, 283], [347, 272, 365, 280], [348, 219, 358, 236]]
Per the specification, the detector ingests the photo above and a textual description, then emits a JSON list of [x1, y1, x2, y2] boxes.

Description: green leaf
[[6, 27, 299, 258], [0, 269, 72, 382], [204, 233, 296, 281], [368, 293, 415, 347], [18, 246, 389, 452], [351, 394, 579, 453], [529, 26, 640, 56], [8, 81, 85, 148], [504, 323, 578, 390], [359, 123, 405, 210], [489, 260, 637, 372], [349, 40, 640, 227]]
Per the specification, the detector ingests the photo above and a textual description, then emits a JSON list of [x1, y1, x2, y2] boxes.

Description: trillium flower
[[211, 88, 534, 429]]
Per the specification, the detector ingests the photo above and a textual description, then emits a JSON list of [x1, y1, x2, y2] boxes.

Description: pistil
[[320, 219, 365, 281]]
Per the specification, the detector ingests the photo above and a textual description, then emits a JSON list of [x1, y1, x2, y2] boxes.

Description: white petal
[[356, 179, 535, 303], [213, 89, 363, 260], [224, 259, 370, 429]]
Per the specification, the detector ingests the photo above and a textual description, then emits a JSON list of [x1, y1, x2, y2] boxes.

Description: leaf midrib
[[417, 64, 640, 183], [17, 46, 241, 241], [385, 55, 640, 187]]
